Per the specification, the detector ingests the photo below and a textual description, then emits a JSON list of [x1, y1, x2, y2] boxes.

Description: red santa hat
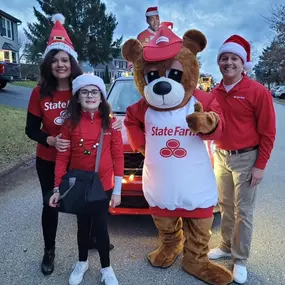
[[145, 6, 159, 17], [143, 25, 182, 62], [217, 35, 253, 72], [43, 14, 78, 61]]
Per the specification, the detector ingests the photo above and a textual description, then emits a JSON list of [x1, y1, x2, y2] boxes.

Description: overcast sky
[[1, 0, 283, 81]]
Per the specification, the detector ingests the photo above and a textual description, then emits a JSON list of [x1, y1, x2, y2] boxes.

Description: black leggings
[[77, 190, 112, 268], [36, 157, 58, 250]]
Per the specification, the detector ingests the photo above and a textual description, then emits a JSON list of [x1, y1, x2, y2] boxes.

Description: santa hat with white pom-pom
[[43, 13, 78, 61], [217, 34, 253, 72]]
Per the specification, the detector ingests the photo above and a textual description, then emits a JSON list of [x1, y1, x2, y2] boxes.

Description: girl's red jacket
[[54, 111, 124, 191]]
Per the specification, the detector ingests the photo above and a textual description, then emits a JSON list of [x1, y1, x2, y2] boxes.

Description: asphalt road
[[0, 84, 32, 109], [0, 104, 285, 284]]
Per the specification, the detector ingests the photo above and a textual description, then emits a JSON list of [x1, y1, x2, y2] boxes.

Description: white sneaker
[[69, 261, 89, 285], [100, 266, 119, 285], [233, 264, 247, 284], [207, 248, 231, 260]]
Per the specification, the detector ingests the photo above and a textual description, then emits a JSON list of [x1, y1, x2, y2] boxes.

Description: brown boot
[[182, 217, 233, 285], [147, 215, 184, 268]]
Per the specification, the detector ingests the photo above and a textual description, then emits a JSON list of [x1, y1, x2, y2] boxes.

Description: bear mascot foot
[[147, 216, 184, 268], [182, 217, 233, 285], [182, 258, 233, 285]]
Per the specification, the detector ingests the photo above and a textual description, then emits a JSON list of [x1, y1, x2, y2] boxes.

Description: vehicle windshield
[[107, 79, 141, 114]]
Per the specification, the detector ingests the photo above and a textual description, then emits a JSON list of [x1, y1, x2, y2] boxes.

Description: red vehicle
[[107, 76, 216, 215]]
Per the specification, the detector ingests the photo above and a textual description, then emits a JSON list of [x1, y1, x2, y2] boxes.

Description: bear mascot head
[[122, 26, 233, 285], [124, 26, 205, 109]]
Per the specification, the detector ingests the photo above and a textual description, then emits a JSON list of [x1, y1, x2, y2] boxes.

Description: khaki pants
[[214, 148, 258, 265]]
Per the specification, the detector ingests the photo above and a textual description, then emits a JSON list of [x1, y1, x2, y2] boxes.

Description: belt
[[218, 145, 258, 156]]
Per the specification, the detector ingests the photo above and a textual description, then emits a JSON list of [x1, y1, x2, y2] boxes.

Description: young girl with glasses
[[49, 74, 123, 285]]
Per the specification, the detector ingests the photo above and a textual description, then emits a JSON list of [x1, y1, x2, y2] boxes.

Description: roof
[[115, 54, 125, 60], [0, 10, 22, 24], [2, 42, 18, 51], [93, 61, 116, 70]]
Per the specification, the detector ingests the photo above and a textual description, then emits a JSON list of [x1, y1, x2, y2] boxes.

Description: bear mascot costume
[[122, 25, 233, 285]]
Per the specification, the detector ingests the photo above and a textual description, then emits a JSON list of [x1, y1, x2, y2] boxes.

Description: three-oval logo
[[54, 110, 66, 125], [160, 139, 187, 158]]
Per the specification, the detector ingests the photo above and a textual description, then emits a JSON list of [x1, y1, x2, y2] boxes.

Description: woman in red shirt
[[25, 14, 121, 276], [49, 74, 123, 285]]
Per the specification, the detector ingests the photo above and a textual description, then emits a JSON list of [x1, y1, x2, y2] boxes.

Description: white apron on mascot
[[143, 96, 218, 211]]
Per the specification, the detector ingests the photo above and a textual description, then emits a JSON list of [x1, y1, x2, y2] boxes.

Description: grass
[[0, 105, 36, 173], [11, 81, 37, 88]]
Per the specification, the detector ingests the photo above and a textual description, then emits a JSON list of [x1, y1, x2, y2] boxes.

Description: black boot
[[41, 247, 55, 275], [88, 238, 114, 251]]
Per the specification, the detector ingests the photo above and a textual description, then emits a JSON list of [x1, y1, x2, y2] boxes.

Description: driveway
[[0, 104, 284, 285], [0, 84, 32, 109]]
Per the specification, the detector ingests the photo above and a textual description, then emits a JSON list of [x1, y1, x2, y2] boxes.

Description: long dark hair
[[39, 49, 82, 99], [64, 89, 111, 130]]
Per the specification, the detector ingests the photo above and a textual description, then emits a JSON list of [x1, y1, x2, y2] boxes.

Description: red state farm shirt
[[124, 89, 224, 218], [28, 86, 72, 162], [137, 28, 156, 44], [54, 112, 124, 191], [212, 75, 276, 169]]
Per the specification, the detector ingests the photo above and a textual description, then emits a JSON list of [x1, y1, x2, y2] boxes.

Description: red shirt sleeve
[[194, 90, 224, 140], [137, 31, 145, 42], [110, 119, 124, 176], [54, 121, 71, 187], [254, 88, 276, 169], [28, 86, 42, 117], [124, 98, 148, 151]]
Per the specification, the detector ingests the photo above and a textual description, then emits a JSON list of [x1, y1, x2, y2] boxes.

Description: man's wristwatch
[[53, 187, 59, 194]]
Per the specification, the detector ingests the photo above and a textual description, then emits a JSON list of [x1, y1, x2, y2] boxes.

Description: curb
[[0, 153, 36, 179]]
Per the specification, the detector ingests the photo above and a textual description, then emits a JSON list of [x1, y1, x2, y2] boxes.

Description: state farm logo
[[160, 139, 187, 158], [54, 110, 66, 125], [44, 100, 70, 111]]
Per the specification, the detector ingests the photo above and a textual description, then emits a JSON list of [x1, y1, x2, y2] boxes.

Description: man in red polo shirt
[[208, 35, 276, 284]]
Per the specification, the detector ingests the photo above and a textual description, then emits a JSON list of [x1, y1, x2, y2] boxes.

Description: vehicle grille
[[119, 195, 149, 209], [124, 152, 144, 176]]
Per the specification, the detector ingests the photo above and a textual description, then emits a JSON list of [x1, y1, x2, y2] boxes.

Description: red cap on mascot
[[143, 24, 182, 62]]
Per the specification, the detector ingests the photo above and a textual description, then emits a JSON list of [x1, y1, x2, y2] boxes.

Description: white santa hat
[[217, 35, 253, 72], [72, 74, 107, 97], [145, 6, 159, 17], [43, 13, 78, 61]]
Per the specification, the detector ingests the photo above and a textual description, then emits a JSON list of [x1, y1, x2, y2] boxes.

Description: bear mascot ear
[[182, 29, 207, 56], [122, 39, 143, 63]]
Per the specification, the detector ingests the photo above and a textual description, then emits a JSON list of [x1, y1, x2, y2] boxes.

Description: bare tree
[[255, 4, 285, 85], [267, 4, 285, 42], [18, 30, 29, 62]]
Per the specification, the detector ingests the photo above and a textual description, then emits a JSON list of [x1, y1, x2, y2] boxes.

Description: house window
[[119, 61, 123, 69], [4, 51, 10, 62], [1, 17, 13, 39], [12, 52, 17, 63]]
